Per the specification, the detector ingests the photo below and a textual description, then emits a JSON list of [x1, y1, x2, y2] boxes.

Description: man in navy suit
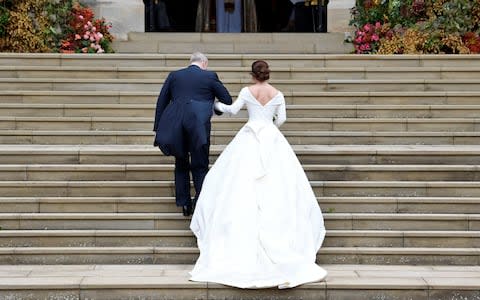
[[154, 52, 232, 216]]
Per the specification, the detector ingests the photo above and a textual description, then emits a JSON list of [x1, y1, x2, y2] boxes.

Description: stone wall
[[81, 0, 145, 41], [328, 0, 354, 34]]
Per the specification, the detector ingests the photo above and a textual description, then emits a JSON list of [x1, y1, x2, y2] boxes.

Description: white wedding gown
[[189, 87, 327, 289]]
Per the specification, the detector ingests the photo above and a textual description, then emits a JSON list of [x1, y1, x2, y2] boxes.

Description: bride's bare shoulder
[[267, 85, 280, 97]]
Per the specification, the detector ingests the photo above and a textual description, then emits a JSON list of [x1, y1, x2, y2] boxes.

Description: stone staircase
[[0, 53, 479, 299]]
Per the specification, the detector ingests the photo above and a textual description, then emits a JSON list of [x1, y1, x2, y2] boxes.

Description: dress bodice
[[214, 87, 286, 127]]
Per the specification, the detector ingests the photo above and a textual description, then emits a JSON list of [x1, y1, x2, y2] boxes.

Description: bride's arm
[[214, 93, 245, 115], [274, 96, 286, 127]]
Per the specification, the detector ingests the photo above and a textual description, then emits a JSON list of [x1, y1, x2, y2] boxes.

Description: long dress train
[[190, 87, 327, 289]]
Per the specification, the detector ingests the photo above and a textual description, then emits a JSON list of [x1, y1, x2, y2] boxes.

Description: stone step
[[1, 264, 479, 300], [0, 230, 478, 248], [0, 212, 478, 231], [1, 129, 480, 145], [116, 33, 350, 54], [0, 164, 479, 181], [2, 196, 480, 214], [0, 144, 478, 165], [322, 197, 480, 214], [0, 246, 478, 265], [126, 32, 341, 43], [1, 53, 480, 68], [2, 91, 480, 105], [1, 78, 480, 92], [3, 116, 480, 132], [3, 103, 480, 118], [3, 66, 480, 80], [116, 41, 351, 55], [0, 180, 478, 197]]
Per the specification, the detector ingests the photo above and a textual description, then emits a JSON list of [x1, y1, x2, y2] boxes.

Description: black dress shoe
[[182, 205, 192, 217]]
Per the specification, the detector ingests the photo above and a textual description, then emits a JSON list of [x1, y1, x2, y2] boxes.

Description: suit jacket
[[153, 65, 232, 157]]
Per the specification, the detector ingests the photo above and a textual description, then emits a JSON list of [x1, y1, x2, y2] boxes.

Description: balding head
[[190, 52, 208, 70]]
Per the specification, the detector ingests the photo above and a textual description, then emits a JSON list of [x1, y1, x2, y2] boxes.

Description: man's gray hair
[[190, 52, 208, 64]]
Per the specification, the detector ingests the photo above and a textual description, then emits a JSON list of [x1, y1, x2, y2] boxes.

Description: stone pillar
[[327, 0, 354, 33], [81, 0, 144, 41]]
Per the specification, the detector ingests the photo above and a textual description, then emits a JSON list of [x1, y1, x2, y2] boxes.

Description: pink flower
[[90, 36, 95, 42], [97, 48, 105, 54], [74, 34, 81, 40], [87, 21, 92, 26], [83, 34, 89, 40], [365, 44, 371, 50], [375, 21, 381, 29], [97, 33, 103, 39], [372, 34, 379, 41], [84, 25, 88, 29], [363, 24, 371, 31], [79, 15, 84, 20], [81, 47, 88, 53], [355, 37, 362, 44], [359, 44, 366, 51], [90, 43, 96, 49], [92, 26, 96, 32]]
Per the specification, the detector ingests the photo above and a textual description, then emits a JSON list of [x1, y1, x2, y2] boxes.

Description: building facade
[[83, 0, 353, 40]]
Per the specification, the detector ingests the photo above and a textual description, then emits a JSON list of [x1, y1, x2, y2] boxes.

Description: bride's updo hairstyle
[[251, 60, 270, 82]]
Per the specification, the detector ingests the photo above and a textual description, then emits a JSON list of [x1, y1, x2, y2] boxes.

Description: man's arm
[[211, 72, 232, 105], [153, 73, 173, 131]]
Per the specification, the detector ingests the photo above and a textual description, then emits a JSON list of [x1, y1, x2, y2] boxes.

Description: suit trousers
[[174, 143, 210, 207]]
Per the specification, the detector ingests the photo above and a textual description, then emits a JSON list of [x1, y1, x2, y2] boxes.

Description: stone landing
[[1, 264, 479, 300], [113, 32, 353, 54]]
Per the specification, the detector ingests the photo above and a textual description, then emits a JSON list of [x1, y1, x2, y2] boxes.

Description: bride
[[189, 60, 327, 289]]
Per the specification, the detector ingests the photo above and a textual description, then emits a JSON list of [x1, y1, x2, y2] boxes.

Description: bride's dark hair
[[251, 60, 270, 82]]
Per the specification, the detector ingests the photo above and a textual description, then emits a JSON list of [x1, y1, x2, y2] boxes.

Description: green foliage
[[0, 6, 8, 37], [425, 0, 475, 34], [350, 0, 420, 29], [44, 0, 74, 51]]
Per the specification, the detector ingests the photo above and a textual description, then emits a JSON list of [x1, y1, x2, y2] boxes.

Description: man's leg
[[174, 155, 192, 208], [190, 144, 209, 206]]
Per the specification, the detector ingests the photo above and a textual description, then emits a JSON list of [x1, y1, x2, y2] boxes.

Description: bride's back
[[248, 84, 279, 106]]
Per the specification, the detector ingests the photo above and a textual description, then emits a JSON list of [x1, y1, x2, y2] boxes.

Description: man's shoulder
[[171, 66, 218, 80], [171, 67, 188, 75], [203, 69, 219, 79]]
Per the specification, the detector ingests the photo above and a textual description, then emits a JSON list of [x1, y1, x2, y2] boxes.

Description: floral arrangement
[[353, 21, 382, 54], [350, 0, 480, 54], [60, 3, 114, 53], [0, 0, 113, 53]]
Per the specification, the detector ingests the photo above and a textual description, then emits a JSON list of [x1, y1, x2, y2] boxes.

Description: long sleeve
[[214, 94, 245, 115], [211, 72, 232, 105], [153, 72, 172, 131], [274, 97, 286, 127]]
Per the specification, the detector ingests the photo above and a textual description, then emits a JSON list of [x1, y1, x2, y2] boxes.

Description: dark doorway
[[255, 0, 293, 32], [144, 0, 199, 32], [143, 0, 326, 33]]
